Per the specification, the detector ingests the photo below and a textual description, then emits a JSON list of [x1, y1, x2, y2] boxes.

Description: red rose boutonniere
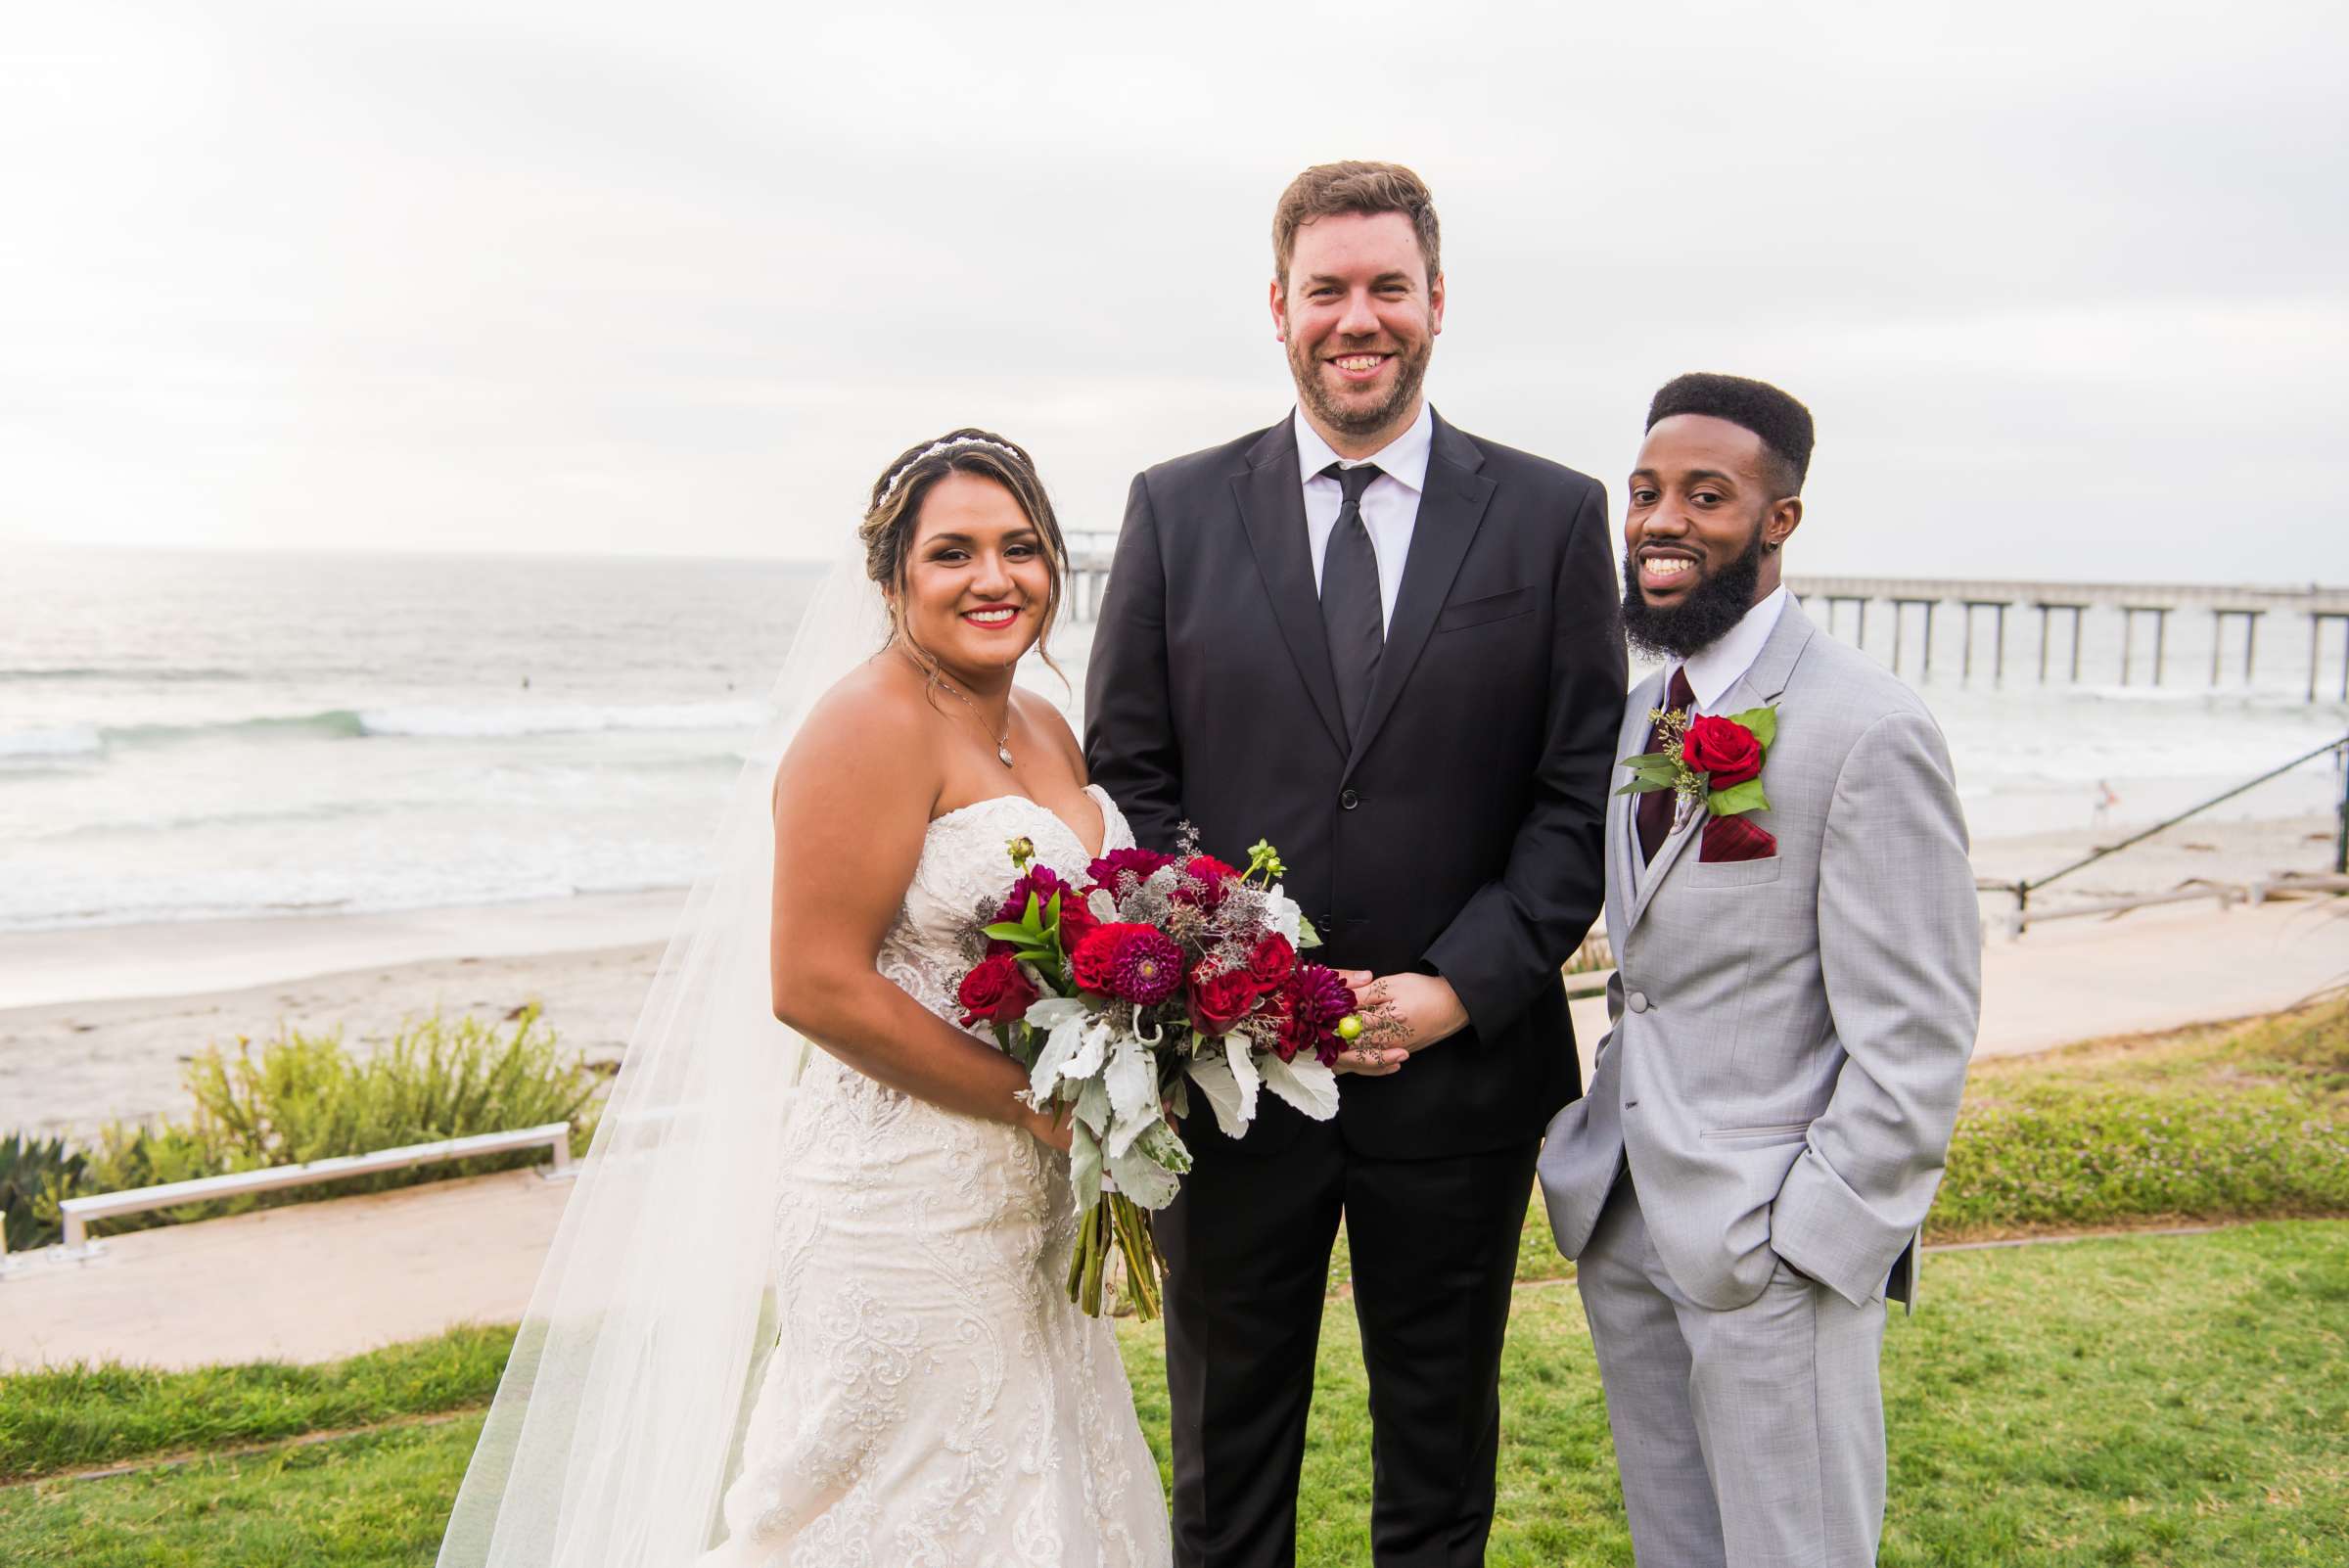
[[1617, 701, 1779, 826]]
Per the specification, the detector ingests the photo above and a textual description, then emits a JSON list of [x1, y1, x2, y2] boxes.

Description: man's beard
[[1620, 524, 1766, 662], [1289, 334, 1432, 441]]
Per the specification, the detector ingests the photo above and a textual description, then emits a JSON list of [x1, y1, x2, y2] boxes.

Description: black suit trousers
[[1158, 1107, 1541, 1568]]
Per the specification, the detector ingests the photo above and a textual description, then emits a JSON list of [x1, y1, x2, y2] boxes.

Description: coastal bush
[[1931, 998, 2349, 1239], [17, 1011, 600, 1246], [0, 1133, 84, 1252]]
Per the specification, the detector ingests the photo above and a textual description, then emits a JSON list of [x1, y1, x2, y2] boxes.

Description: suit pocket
[[1681, 855, 1782, 890], [1700, 1121, 1813, 1143], [1434, 586, 1534, 632]]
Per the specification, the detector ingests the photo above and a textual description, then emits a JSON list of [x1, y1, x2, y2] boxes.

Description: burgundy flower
[[1071, 923, 1152, 994], [1245, 933, 1297, 990], [956, 952, 1037, 1030], [1086, 847, 1174, 892], [1186, 964, 1262, 1037], [996, 864, 1073, 928], [1054, 888, 1103, 956], [1111, 929, 1185, 1007], [1284, 963, 1359, 1067], [1174, 854, 1242, 909]]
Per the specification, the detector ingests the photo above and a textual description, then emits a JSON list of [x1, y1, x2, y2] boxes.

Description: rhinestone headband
[[877, 436, 1024, 507]]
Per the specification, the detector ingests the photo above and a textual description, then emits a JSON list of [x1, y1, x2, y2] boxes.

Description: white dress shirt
[[1629, 585, 1787, 883], [1294, 402, 1433, 636]]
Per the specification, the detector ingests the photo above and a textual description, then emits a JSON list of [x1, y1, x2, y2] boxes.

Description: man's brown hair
[[1270, 161, 1441, 285]]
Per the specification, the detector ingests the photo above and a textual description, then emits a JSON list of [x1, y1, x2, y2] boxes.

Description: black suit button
[[1339, 789, 1360, 810]]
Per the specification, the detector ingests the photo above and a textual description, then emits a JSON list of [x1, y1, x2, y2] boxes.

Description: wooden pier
[[1058, 539, 2349, 705], [1788, 576, 2349, 701]]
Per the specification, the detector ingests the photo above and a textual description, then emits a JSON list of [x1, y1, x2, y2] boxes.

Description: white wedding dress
[[701, 784, 1173, 1568]]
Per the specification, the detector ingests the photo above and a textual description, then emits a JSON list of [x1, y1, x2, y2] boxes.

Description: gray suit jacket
[[1538, 599, 1981, 1312]]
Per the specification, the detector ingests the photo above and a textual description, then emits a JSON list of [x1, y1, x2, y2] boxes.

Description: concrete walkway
[[0, 1169, 570, 1373], [4, 895, 2342, 1372]]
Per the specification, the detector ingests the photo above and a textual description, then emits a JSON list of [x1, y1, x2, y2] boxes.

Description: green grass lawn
[[6, 1222, 2343, 1566]]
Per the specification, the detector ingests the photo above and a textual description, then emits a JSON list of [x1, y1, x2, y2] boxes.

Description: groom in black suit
[[1086, 161, 1624, 1566]]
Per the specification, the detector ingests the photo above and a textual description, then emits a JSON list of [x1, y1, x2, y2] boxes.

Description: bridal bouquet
[[952, 834, 1359, 1319]]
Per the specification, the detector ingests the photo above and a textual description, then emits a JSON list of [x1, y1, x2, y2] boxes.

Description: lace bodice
[[874, 784, 1133, 1037]]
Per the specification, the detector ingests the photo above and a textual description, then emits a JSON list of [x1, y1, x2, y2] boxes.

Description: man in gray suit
[[1538, 373, 1981, 1567]]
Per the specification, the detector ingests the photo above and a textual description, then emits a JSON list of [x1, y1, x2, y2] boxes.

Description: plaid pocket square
[[1700, 813, 1777, 863]]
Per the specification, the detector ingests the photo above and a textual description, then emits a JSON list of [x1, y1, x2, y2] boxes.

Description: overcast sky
[[4, 0, 2344, 582]]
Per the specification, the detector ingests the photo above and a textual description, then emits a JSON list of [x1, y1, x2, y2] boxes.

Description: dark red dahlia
[[1071, 923, 1151, 993], [1285, 963, 1359, 1067], [1110, 929, 1185, 1007]]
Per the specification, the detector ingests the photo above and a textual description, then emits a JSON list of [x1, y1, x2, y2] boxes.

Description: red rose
[[1682, 714, 1763, 789], [1071, 922, 1153, 994], [1186, 964, 1262, 1036], [1054, 888, 1102, 956], [956, 952, 1036, 1030], [1246, 933, 1297, 989]]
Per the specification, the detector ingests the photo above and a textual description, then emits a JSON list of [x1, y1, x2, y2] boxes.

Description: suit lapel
[[1230, 420, 1348, 757], [1343, 412, 1496, 777], [1623, 598, 1819, 936], [1604, 673, 1662, 951]]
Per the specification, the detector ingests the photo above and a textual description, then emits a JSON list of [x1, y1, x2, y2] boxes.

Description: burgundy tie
[[1636, 667, 1696, 865]]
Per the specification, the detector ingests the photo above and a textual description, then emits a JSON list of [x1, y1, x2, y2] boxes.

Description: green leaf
[[1726, 705, 1777, 751], [1614, 775, 1676, 797], [1296, 913, 1322, 948], [980, 922, 1035, 944], [1707, 779, 1772, 816]]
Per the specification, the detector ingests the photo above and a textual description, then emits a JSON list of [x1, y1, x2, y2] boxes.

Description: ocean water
[[3, 543, 2344, 934]]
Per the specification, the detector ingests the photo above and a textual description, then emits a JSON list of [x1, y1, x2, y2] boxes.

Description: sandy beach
[[2, 813, 2340, 1138]]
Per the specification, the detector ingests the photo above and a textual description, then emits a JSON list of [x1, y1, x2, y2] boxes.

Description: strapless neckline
[[929, 782, 1113, 865]]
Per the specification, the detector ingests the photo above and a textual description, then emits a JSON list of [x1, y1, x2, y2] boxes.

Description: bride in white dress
[[438, 431, 1172, 1567]]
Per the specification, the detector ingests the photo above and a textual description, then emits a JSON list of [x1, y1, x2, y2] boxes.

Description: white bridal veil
[[438, 544, 888, 1567]]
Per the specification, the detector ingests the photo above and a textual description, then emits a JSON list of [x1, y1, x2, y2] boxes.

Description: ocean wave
[[0, 666, 253, 683], [356, 701, 768, 738], [0, 702, 768, 759], [0, 725, 105, 759]]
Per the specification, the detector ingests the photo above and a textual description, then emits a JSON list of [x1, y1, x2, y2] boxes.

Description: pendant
[[997, 745, 1015, 768]]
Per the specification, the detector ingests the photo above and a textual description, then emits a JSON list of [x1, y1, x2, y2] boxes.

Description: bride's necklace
[[934, 670, 1015, 768]]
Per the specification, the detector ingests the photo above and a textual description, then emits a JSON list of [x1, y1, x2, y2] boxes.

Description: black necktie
[[1318, 462, 1384, 744], [1636, 667, 1696, 865]]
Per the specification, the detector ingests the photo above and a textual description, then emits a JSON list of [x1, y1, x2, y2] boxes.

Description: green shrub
[[0, 1133, 85, 1252], [20, 1010, 601, 1245], [1930, 999, 2349, 1240]]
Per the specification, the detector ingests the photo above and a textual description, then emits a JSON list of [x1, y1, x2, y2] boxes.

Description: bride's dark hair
[[859, 428, 1071, 691]]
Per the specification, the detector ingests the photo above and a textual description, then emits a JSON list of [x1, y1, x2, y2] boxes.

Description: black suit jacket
[[1084, 411, 1625, 1158]]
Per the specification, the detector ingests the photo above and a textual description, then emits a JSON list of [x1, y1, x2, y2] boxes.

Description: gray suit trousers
[[1580, 1177, 1887, 1568]]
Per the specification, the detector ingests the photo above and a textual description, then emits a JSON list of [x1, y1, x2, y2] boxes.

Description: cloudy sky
[[4, 0, 2344, 581]]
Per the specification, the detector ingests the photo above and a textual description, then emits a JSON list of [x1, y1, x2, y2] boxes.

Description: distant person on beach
[[1087, 160, 1624, 1566], [1539, 373, 1983, 1567]]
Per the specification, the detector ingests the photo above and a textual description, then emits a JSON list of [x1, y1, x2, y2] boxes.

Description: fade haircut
[[1271, 161, 1441, 286], [1645, 372, 1816, 498]]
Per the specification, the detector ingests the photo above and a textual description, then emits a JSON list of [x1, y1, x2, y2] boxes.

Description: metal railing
[[44, 1122, 575, 1258], [1981, 733, 2349, 934]]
